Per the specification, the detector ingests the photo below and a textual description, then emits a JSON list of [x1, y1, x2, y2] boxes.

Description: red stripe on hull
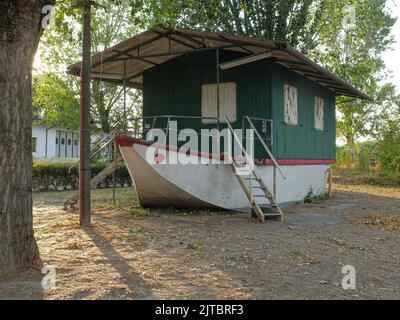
[[116, 135, 336, 166]]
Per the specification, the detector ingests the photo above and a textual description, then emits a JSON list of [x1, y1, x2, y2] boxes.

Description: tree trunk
[[0, 0, 53, 275]]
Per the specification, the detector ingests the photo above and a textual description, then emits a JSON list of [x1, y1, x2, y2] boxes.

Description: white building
[[32, 125, 81, 158]]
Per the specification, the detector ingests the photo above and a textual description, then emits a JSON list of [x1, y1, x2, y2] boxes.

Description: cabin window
[[68, 138, 72, 146], [201, 82, 237, 124], [314, 97, 324, 131], [61, 138, 65, 145], [284, 84, 298, 125], [74, 139, 78, 146], [55, 137, 59, 144], [31, 137, 37, 153]]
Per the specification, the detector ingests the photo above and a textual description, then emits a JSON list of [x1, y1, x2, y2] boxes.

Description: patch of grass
[[333, 168, 400, 187], [33, 157, 77, 164], [33, 187, 137, 204], [291, 250, 320, 265], [291, 250, 302, 257], [303, 188, 329, 204], [221, 254, 255, 269], [127, 207, 160, 217]]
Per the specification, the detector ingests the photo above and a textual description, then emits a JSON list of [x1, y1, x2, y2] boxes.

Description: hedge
[[33, 162, 132, 191]]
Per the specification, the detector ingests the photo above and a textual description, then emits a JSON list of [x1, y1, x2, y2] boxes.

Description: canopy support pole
[[216, 48, 220, 125], [79, 0, 92, 226], [123, 59, 127, 132]]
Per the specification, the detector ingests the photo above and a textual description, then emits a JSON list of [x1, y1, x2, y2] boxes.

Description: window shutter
[[201, 82, 236, 124], [284, 84, 298, 125], [314, 97, 324, 131]]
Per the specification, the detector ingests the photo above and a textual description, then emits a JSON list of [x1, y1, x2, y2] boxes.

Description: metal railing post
[[245, 116, 286, 179], [112, 131, 116, 205]]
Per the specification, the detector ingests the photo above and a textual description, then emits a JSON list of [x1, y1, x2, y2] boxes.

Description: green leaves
[[36, 0, 143, 133], [33, 73, 80, 130]]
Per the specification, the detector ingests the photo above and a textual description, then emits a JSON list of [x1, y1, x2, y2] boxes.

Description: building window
[[61, 138, 65, 145], [284, 84, 298, 125], [201, 82, 237, 123], [56, 137, 59, 144], [314, 97, 324, 131], [68, 138, 72, 146], [74, 139, 79, 146], [31, 137, 37, 153]]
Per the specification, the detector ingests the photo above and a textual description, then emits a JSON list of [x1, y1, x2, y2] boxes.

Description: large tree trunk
[[0, 0, 53, 275]]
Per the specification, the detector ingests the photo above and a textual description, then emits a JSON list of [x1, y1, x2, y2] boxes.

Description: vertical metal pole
[[80, 0, 91, 227], [112, 133, 116, 205], [134, 118, 138, 138], [216, 48, 221, 154], [123, 59, 127, 133], [216, 48, 220, 122]]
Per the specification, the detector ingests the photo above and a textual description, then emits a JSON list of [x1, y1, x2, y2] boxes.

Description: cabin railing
[[244, 116, 286, 197], [244, 116, 286, 179], [241, 116, 273, 151], [128, 115, 221, 140], [224, 115, 286, 198], [67, 124, 122, 172]]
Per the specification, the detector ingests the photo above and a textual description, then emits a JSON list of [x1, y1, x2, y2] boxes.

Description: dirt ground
[[0, 181, 399, 300]]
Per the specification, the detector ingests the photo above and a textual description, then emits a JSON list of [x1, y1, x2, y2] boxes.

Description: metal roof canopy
[[67, 25, 372, 101]]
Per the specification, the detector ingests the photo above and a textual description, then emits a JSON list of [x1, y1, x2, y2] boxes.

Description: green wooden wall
[[270, 63, 336, 160], [142, 50, 336, 160]]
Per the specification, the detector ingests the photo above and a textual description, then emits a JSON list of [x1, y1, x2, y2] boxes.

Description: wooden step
[[63, 155, 124, 211]]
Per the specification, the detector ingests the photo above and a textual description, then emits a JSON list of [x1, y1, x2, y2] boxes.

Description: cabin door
[[246, 118, 272, 150]]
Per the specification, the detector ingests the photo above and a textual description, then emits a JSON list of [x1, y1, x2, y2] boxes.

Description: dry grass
[[353, 214, 400, 236], [1, 183, 400, 300]]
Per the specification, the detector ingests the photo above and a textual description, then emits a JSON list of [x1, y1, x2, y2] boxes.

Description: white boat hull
[[117, 137, 331, 212]]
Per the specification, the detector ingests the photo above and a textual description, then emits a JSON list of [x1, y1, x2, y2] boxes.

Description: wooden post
[[327, 168, 333, 198], [79, 0, 92, 226]]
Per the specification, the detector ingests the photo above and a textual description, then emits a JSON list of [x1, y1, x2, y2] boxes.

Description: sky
[[383, 0, 400, 93]]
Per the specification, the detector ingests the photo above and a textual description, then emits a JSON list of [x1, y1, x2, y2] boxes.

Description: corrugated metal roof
[[67, 25, 372, 101]]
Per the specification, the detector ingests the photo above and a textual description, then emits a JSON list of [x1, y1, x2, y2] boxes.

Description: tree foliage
[[135, 0, 399, 145], [308, 0, 398, 145], [36, 0, 142, 133], [136, 0, 328, 51], [33, 73, 80, 130]]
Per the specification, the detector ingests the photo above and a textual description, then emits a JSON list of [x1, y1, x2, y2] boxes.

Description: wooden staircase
[[63, 155, 124, 211], [231, 160, 283, 222], [225, 115, 284, 222]]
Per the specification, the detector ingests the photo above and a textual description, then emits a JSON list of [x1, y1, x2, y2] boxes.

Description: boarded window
[[284, 84, 298, 125], [202, 82, 236, 123], [314, 97, 324, 131], [31, 137, 37, 153]]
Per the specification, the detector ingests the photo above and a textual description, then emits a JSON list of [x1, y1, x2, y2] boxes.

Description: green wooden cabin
[[68, 26, 370, 162], [142, 49, 337, 160]]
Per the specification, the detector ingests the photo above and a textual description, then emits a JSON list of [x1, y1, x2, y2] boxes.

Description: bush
[[334, 142, 377, 171], [376, 122, 400, 173], [33, 162, 131, 191]]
